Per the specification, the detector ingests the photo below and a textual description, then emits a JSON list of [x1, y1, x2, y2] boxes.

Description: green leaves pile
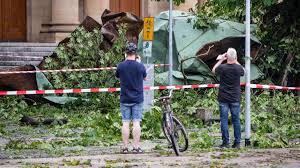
[[250, 91, 300, 148], [44, 26, 127, 90], [42, 25, 128, 110], [0, 90, 299, 154], [153, 0, 186, 6]]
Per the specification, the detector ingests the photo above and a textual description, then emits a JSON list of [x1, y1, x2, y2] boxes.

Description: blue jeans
[[120, 102, 144, 122], [219, 102, 241, 144]]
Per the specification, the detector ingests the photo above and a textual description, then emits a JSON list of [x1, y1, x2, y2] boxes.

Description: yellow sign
[[143, 17, 154, 41]]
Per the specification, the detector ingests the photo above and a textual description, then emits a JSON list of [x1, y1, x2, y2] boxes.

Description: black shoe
[[132, 147, 144, 154], [232, 143, 240, 149], [120, 147, 129, 154], [219, 143, 230, 148]]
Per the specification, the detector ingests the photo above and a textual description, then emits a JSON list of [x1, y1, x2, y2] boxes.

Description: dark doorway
[[0, 0, 27, 42], [110, 0, 140, 16]]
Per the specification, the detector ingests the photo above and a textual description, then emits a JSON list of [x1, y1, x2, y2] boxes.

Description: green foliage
[[62, 159, 91, 167], [248, 91, 300, 148], [194, 0, 300, 85], [44, 26, 127, 89], [2, 0, 298, 154], [142, 107, 164, 139], [43, 25, 128, 110], [257, 11, 300, 84], [0, 123, 8, 136], [211, 152, 239, 159], [0, 89, 299, 152], [153, 0, 185, 6], [0, 96, 27, 121], [197, 0, 277, 23], [22, 163, 51, 168], [5, 140, 54, 150], [190, 131, 215, 149], [188, 12, 217, 30]]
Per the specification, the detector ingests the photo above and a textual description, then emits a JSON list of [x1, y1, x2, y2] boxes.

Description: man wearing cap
[[212, 48, 245, 149], [116, 43, 146, 154]]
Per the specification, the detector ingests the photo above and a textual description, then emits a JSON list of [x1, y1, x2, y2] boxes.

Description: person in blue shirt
[[116, 43, 147, 154]]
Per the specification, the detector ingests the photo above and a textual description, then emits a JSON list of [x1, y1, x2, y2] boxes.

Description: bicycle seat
[[158, 96, 171, 101], [152, 96, 171, 104], [153, 90, 173, 103]]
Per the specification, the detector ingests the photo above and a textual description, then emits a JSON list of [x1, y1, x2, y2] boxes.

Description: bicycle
[[154, 90, 189, 156]]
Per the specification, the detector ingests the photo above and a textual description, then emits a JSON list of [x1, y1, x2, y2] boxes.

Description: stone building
[[0, 0, 205, 43]]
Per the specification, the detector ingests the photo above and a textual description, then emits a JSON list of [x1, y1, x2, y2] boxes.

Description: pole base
[[245, 139, 251, 147]]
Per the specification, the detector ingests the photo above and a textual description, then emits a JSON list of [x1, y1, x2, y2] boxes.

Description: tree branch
[[180, 45, 214, 84]]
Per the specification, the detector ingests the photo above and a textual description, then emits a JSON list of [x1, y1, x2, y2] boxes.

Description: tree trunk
[[281, 52, 294, 86]]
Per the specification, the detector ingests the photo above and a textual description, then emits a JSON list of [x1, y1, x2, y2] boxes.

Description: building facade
[[0, 0, 204, 43]]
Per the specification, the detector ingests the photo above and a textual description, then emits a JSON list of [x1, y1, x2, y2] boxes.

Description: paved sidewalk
[[1, 140, 299, 168]]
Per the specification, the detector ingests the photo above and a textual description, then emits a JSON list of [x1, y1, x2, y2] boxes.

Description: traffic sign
[[143, 17, 154, 41], [143, 41, 152, 58]]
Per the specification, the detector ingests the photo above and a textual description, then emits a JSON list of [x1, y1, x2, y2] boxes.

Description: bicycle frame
[[156, 89, 189, 155], [160, 90, 175, 135]]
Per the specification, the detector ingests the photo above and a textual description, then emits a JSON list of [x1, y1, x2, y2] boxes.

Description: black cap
[[125, 43, 137, 54]]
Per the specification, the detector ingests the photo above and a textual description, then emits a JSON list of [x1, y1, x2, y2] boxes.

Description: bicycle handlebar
[[168, 89, 173, 98], [152, 89, 174, 104]]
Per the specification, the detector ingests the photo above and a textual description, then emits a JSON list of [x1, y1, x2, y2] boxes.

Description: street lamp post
[[245, 0, 251, 146], [168, 0, 173, 86]]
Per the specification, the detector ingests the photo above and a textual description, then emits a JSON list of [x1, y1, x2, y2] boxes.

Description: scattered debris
[[20, 115, 68, 126]]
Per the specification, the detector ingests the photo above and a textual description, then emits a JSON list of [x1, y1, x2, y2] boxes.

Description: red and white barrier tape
[[0, 84, 299, 96], [0, 64, 170, 75], [250, 84, 300, 90], [0, 67, 117, 74]]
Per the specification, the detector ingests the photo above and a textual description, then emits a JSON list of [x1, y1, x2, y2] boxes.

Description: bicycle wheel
[[162, 114, 180, 156], [162, 114, 172, 143], [162, 116, 189, 152], [169, 131, 180, 156]]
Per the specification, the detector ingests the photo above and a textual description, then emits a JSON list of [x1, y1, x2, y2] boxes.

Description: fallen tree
[[0, 10, 143, 105]]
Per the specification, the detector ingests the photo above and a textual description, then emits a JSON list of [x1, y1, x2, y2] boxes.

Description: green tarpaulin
[[35, 66, 78, 105], [138, 11, 263, 85]]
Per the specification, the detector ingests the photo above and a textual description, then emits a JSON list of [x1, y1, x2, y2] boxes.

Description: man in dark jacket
[[116, 43, 147, 154], [212, 48, 245, 149]]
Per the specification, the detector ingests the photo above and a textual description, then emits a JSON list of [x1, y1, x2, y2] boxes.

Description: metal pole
[[245, 0, 251, 146], [168, 0, 173, 86]]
